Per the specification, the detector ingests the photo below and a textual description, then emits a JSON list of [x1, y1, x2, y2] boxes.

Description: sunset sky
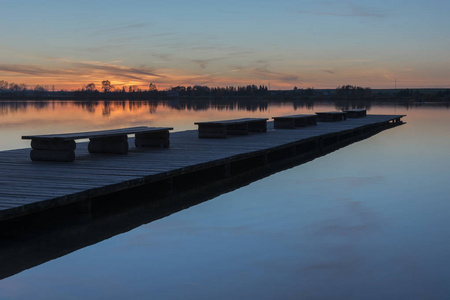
[[1, 0, 449, 90]]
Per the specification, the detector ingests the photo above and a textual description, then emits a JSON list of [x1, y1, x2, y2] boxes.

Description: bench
[[22, 126, 173, 162], [272, 114, 317, 129], [315, 111, 347, 122], [343, 109, 367, 118], [194, 118, 268, 138]]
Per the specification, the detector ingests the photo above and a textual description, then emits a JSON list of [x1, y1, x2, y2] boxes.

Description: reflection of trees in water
[[294, 101, 315, 110], [102, 101, 111, 116], [0, 101, 51, 116], [1, 99, 449, 117], [334, 100, 373, 111], [148, 103, 157, 114], [78, 101, 98, 114], [164, 99, 283, 112]]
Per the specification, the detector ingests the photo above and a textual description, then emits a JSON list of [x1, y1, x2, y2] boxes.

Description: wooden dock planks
[[0, 114, 405, 221]]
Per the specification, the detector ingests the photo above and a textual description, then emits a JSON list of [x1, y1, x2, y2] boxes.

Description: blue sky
[[0, 0, 449, 90]]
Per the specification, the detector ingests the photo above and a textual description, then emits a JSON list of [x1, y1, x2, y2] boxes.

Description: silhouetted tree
[[128, 85, 141, 92], [101, 80, 113, 93], [9, 83, 27, 92], [148, 83, 157, 91], [0, 80, 8, 90], [335, 85, 371, 99], [33, 85, 46, 92], [85, 83, 96, 91]]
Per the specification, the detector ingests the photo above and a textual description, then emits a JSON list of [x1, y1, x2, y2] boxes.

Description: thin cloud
[[149, 53, 173, 63], [192, 59, 210, 69], [73, 61, 164, 78], [76, 22, 153, 37], [76, 33, 175, 53], [298, 2, 386, 18], [191, 56, 229, 70], [226, 60, 302, 86], [251, 64, 300, 83], [0, 61, 165, 83], [0, 64, 74, 77], [189, 47, 255, 70]]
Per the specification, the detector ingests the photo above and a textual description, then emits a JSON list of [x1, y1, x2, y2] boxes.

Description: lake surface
[[1, 100, 450, 299]]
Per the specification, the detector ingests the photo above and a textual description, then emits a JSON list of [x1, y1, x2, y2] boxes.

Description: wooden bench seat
[[22, 126, 173, 162], [272, 114, 317, 129], [194, 118, 268, 138], [343, 109, 367, 118], [315, 111, 347, 122]]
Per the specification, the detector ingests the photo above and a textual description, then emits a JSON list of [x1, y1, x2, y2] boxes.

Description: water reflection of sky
[[1, 102, 450, 299]]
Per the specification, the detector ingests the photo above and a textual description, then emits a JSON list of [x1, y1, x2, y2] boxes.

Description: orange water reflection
[[0, 99, 433, 151], [0, 100, 317, 151]]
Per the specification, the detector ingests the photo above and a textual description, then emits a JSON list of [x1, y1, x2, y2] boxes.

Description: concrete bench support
[[194, 118, 268, 138], [316, 112, 347, 122], [135, 130, 170, 148], [88, 135, 128, 154], [273, 115, 317, 129], [343, 109, 367, 118]]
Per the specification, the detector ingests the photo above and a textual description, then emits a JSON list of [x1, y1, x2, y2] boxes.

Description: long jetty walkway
[[0, 114, 404, 222]]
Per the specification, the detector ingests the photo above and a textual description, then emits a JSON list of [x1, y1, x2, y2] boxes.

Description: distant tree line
[[334, 85, 373, 99], [167, 84, 268, 99], [0, 80, 67, 99], [1, 80, 449, 102]]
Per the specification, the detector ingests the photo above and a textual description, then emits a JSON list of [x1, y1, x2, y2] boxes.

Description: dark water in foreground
[[1, 101, 450, 299]]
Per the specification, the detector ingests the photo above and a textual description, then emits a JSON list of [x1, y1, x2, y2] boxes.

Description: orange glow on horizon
[[1, 66, 449, 91]]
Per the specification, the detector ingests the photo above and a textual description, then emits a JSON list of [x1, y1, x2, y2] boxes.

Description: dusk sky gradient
[[1, 0, 449, 90]]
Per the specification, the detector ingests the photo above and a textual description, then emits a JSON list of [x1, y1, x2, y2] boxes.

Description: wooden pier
[[0, 114, 404, 222]]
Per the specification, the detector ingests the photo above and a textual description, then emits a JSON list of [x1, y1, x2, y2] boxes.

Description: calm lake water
[[1, 100, 450, 299]]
